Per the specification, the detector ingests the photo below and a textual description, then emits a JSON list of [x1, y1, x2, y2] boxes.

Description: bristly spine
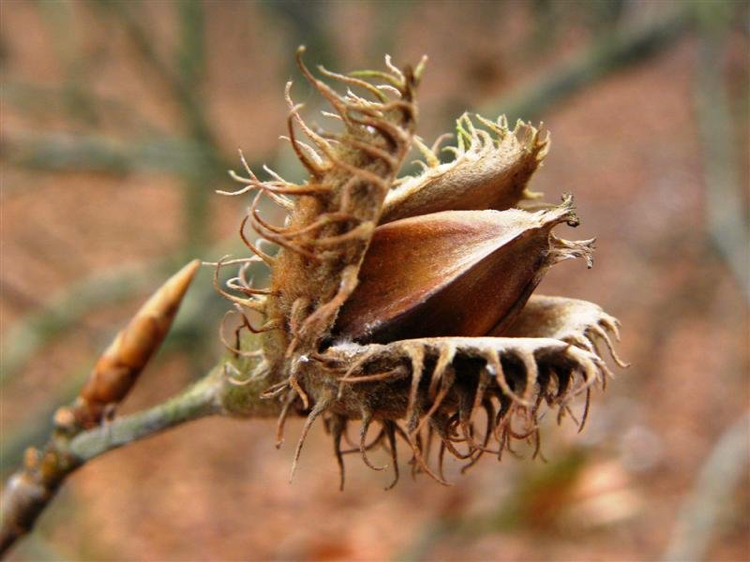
[[214, 50, 625, 490], [219, 48, 424, 401]]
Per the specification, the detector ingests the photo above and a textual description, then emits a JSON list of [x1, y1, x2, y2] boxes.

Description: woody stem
[[0, 365, 281, 557]]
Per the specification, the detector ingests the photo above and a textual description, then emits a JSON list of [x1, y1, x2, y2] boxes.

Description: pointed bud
[[335, 197, 593, 343], [74, 260, 200, 426], [380, 115, 548, 224]]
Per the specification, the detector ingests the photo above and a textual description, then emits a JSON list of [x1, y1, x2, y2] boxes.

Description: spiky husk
[[380, 114, 548, 223], [215, 52, 625, 490]]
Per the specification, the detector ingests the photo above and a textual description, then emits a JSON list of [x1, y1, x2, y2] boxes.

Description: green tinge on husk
[[335, 197, 592, 344], [379, 114, 548, 224]]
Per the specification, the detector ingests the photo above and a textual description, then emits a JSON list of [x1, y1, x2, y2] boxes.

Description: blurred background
[[1, 0, 748, 560]]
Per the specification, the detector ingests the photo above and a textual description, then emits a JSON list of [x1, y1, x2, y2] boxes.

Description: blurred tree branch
[[660, 13, 750, 555], [1, 81, 159, 134], [90, 0, 227, 253], [481, 7, 692, 122], [4, 133, 207, 176], [663, 411, 750, 562], [96, 0, 214, 144], [693, 2, 750, 302]]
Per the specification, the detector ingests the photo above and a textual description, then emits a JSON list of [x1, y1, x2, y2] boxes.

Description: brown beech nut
[[335, 198, 593, 343]]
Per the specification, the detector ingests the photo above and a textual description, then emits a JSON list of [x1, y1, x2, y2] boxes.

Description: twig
[[0, 370, 225, 555], [69, 369, 225, 464], [480, 8, 692, 122], [0, 261, 283, 556], [0, 360, 284, 556], [4, 132, 209, 176], [662, 412, 750, 561], [693, 4, 750, 302]]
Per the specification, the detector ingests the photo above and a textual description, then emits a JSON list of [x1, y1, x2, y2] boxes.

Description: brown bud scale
[[74, 260, 200, 427]]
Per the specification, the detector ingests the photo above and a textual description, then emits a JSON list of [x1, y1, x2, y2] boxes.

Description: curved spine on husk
[[213, 51, 625, 490]]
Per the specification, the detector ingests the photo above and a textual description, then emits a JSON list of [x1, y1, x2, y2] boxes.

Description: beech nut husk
[[380, 114, 548, 223], [213, 52, 625, 489]]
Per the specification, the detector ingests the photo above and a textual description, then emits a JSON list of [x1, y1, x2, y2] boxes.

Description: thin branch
[[480, 8, 692, 122], [0, 370, 224, 556], [0, 259, 285, 555], [69, 369, 225, 464], [662, 411, 750, 562], [693, 6, 750, 303], [0, 362, 286, 556]]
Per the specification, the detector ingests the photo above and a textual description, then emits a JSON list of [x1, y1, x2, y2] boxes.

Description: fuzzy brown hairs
[[216, 47, 627, 490]]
